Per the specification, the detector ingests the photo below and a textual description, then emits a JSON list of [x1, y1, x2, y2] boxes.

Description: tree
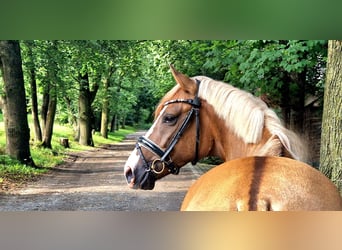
[[97, 40, 118, 138], [78, 71, 99, 146], [55, 40, 101, 146], [21, 40, 42, 142], [40, 41, 59, 148], [0, 40, 35, 166], [319, 40, 342, 193], [202, 40, 327, 131], [100, 67, 113, 138]]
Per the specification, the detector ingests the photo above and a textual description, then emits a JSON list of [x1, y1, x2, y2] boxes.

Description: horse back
[[181, 156, 342, 211]]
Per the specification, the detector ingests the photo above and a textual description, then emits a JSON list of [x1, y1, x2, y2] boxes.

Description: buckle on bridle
[[151, 159, 165, 174], [136, 139, 179, 175]]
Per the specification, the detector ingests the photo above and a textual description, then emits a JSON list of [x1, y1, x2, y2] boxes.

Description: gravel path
[[0, 131, 206, 211]]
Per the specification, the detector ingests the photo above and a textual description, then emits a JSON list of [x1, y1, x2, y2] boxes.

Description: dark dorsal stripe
[[248, 157, 268, 211]]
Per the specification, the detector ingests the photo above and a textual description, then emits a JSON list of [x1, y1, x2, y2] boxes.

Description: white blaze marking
[[145, 106, 167, 138]]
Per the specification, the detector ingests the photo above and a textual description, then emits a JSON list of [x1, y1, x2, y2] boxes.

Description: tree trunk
[[110, 114, 117, 132], [290, 71, 306, 133], [100, 66, 114, 138], [41, 84, 50, 133], [26, 43, 42, 142], [30, 66, 43, 142], [319, 40, 342, 193], [110, 115, 114, 132], [121, 115, 126, 129], [100, 77, 110, 138], [280, 75, 291, 128], [0, 40, 35, 166], [78, 71, 99, 146], [41, 41, 59, 149], [78, 72, 96, 146], [41, 92, 57, 148], [79, 72, 92, 146]]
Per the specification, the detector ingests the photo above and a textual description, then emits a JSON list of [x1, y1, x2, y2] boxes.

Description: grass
[[0, 113, 136, 190]]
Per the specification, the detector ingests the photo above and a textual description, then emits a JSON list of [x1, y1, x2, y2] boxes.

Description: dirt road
[[0, 131, 206, 211]]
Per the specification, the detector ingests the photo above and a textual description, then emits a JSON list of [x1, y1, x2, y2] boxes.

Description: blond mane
[[194, 76, 307, 161]]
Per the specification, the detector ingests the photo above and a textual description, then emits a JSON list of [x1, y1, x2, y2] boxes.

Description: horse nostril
[[124, 166, 135, 187]]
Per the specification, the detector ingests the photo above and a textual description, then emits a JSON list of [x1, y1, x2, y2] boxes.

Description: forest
[[0, 40, 341, 191]]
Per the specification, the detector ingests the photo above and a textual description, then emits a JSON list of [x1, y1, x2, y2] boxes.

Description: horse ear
[[170, 64, 197, 95]]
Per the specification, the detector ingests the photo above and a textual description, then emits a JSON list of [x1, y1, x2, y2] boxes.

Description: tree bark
[[30, 64, 43, 142], [110, 114, 118, 132], [41, 90, 57, 148], [280, 74, 291, 128], [40, 84, 50, 133], [0, 40, 35, 166], [290, 71, 306, 133], [100, 77, 110, 138], [25, 41, 42, 142], [100, 66, 115, 138], [78, 72, 99, 146], [121, 115, 126, 129], [79, 72, 92, 146], [40, 41, 59, 149], [319, 40, 342, 193]]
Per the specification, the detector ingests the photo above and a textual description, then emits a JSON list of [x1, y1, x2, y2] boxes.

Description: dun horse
[[124, 65, 342, 211]]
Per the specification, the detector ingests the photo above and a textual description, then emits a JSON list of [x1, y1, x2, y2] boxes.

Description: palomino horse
[[124, 65, 342, 210]]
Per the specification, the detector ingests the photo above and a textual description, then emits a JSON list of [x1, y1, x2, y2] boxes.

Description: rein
[[136, 79, 201, 175]]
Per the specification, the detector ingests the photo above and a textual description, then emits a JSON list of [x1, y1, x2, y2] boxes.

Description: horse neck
[[202, 101, 284, 161]]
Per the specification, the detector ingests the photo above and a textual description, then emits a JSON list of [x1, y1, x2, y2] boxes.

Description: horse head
[[124, 66, 212, 190]]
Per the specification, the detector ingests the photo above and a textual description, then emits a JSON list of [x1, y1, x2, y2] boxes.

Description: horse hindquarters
[[181, 156, 342, 211]]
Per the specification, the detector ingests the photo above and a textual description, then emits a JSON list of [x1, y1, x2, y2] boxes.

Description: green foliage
[[202, 40, 327, 106], [9, 40, 331, 127]]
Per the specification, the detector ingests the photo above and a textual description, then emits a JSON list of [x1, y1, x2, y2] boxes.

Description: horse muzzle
[[123, 138, 180, 190], [124, 165, 156, 190]]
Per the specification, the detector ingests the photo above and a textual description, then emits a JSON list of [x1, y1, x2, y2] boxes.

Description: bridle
[[136, 79, 201, 176]]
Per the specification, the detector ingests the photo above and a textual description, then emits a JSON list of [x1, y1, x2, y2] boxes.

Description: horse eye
[[163, 114, 178, 125]]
